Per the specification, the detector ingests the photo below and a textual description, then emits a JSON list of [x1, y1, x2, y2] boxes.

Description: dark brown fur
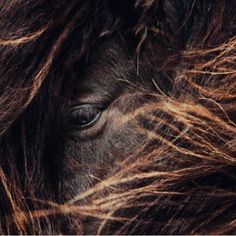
[[0, 0, 235, 234]]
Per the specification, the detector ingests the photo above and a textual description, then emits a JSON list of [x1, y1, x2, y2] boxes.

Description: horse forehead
[[75, 40, 135, 95]]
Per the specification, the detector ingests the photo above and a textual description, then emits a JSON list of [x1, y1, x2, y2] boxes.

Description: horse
[[0, 0, 235, 234]]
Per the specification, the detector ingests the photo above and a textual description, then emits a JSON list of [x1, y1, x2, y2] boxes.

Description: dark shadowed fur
[[0, 0, 235, 234]]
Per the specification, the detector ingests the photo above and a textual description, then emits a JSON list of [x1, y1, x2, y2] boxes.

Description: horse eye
[[68, 104, 102, 129]]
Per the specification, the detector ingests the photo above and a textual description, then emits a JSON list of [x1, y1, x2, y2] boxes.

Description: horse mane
[[0, 0, 235, 234]]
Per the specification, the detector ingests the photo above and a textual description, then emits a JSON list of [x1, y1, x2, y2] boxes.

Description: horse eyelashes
[[68, 104, 102, 129]]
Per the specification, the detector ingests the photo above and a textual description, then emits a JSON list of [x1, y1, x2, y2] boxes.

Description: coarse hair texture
[[0, 0, 235, 234]]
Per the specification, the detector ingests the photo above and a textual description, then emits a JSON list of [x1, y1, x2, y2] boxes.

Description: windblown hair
[[0, 0, 235, 234]]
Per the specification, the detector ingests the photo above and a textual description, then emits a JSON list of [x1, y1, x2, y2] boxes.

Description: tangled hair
[[0, 0, 236, 234]]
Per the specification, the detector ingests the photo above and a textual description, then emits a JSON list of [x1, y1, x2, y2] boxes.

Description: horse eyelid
[[68, 104, 103, 130]]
